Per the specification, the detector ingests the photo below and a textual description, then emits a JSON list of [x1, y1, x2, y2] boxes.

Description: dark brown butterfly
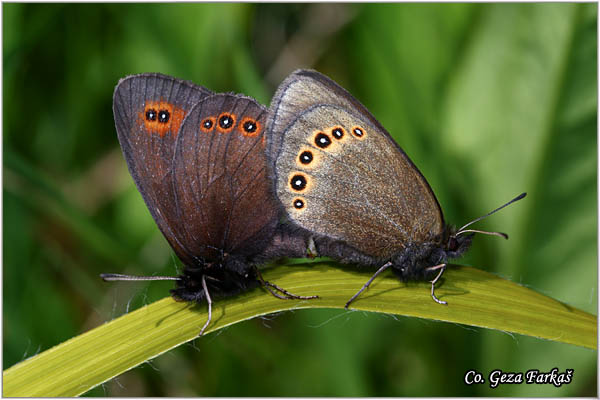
[[266, 69, 525, 308], [103, 73, 316, 335]]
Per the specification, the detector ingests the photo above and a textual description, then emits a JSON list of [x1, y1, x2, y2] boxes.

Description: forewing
[[113, 73, 212, 265]]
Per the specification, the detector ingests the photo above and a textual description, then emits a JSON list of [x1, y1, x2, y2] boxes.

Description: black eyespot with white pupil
[[146, 109, 157, 121], [293, 199, 305, 209], [243, 120, 257, 133], [290, 174, 307, 191], [219, 114, 233, 129], [352, 127, 364, 137], [332, 127, 344, 139], [315, 133, 331, 148], [158, 110, 170, 123], [299, 151, 313, 165], [202, 119, 213, 129]]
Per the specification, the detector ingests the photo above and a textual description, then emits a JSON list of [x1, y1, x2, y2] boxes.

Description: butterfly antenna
[[455, 192, 527, 239], [100, 273, 180, 282]]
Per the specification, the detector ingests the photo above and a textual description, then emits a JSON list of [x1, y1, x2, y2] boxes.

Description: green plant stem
[[3, 263, 597, 396]]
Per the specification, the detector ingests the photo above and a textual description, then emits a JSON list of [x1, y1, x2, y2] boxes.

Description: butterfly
[[266, 69, 525, 307], [102, 73, 317, 335]]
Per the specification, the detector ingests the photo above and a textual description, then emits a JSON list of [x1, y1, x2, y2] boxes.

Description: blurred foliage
[[3, 3, 597, 397]]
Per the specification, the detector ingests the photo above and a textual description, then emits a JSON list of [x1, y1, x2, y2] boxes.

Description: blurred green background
[[3, 3, 597, 396]]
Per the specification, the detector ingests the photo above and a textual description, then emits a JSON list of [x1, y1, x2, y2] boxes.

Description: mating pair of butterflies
[[102, 70, 525, 335]]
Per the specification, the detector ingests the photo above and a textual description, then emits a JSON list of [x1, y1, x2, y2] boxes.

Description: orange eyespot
[[299, 150, 313, 165], [351, 126, 366, 140], [295, 147, 322, 169], [238, 117, 261, 137], [288, 171, 313, 193], [290, 174, 307, 191], [314, 132, 332, 148], [331, 126, 345, 140], [200, 117, 216, 133], [139, 101, 186, 138], [292, 197, 306, 210], [145, 108, 158, 121], [216, 113, 236, 133]]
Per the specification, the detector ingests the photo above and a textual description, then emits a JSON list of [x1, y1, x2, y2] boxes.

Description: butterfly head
[[443, 226, 475, 259], [391, 192, 526, 281]]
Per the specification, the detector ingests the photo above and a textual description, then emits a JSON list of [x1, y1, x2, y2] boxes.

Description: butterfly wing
[[113, 73, 212, 266], [267, 70, 444, 261], [171, 93, 279, 262]]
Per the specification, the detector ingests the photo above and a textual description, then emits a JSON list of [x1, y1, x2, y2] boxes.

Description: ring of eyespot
[[217, 113, 235, 133], [239, 117, 261, 137], [293, 197, 306, 210]]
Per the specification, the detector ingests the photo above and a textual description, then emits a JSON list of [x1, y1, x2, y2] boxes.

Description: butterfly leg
[[426, 263, 447, 305], [345, 262, 393, 309], [198, 275, 212, 336], [255, 267, 319, 300]]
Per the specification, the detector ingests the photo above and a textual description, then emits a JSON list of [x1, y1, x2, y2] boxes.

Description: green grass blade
[[4, 263, 596, 397]]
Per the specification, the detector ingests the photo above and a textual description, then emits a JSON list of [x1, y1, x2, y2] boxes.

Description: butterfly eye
[[331, 127, 345, 140], [145, 108, 157, 121], [158, 110, 170, 123], [299, 151, 313, 165], [293, 198, 306, 210], [447, 237, 459, 251], [315, 132, 332, 149]]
